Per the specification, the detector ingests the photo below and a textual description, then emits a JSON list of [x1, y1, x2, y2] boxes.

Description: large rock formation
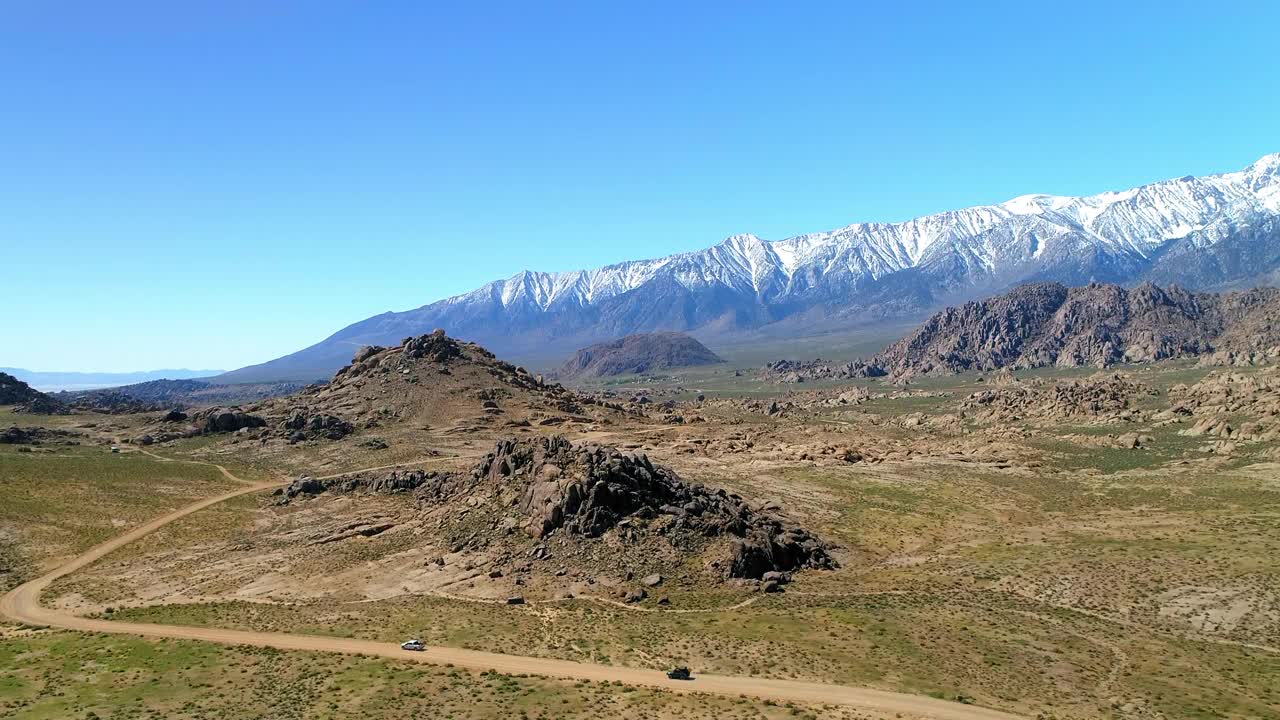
[[296, 436, 835, 581], [873, 282, 1280, 378], [196, 408, 267, 434], [474, 436, 834, 578], [960, 373, 1158, 423], [557, 332, 725, 380]]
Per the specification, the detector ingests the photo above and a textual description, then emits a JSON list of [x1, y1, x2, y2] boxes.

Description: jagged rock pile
[[275, 468, 453, 504], [960, 373, 1157, 422], [0, 425, 79, 445], [1198, 348, 1280, 368], [286, 436, 835, 581], [281, 409, 354, 442], [470, 436, 834, 578], [760, 359, 885, 383], [145, 403, 355, 445], [197, 408, 267, 434], [1170, 370, 1280, 442]]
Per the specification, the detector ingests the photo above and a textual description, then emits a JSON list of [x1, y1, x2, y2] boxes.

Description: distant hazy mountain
[[2, 367, 223, 392], [223, 153, 1280, 384]]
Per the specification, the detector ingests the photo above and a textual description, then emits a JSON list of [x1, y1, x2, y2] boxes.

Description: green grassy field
[[0, 630, 858, 720], [0, 445, 242, 590]]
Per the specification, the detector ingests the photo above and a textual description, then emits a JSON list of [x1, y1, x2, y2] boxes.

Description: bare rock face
[[275, 468, 456, 504], [281, 410, 354, 441], [875, 282, 1280, 378], [402, 329, 464, 363], [285, 435, 836, 582], [197, 408, 267, 434], [470, 436, 835, 579]]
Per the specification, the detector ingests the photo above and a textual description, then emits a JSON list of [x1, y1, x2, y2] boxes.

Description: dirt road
[[1, 457, 1024, 720]]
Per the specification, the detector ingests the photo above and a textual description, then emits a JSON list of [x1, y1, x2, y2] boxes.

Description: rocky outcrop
[[875, 282, 1280, 378], [285, 436, 836, 581], [1169, 369, 1280, 443], [274, 468, 455, 504], [760, 359, 886, 383], [470, 436, 834, 579], [1, 373, 69, 415], [197, 408, 267, 434], [960, 373, 1157, 423], [556, 333, 724, 380], [281, 410, 354, 441], [0, 373, 43, 405], [1, 425, 79, 445]]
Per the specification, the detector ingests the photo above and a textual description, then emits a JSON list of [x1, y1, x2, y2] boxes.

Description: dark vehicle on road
[[666, 666, 691, 680]]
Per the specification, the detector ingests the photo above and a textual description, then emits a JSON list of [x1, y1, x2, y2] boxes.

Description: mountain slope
[[224, 153, 1280, 383], [556, 332, 724, 380], [872, 282, 1280, 378]]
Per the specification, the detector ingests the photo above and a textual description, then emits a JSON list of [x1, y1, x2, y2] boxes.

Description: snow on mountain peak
[[455, 153, 1279, 313], [1249, 152, 1280, 173]]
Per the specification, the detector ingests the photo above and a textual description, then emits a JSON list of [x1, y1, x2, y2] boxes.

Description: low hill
[[557, 332, 724, 380], [246, 330, 627, 439], [872, 282, 1280, 378], [57, 379, 303, 414]]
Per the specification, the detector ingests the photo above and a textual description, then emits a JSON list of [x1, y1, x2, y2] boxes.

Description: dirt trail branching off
[[0, 451, 1024, 720]]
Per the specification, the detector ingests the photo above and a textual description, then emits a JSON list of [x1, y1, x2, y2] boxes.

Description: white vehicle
[[400, 639, 426, 651]]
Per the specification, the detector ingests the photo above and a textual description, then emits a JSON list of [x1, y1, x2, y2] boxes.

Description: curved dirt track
[[1, 455, 1024, 720]]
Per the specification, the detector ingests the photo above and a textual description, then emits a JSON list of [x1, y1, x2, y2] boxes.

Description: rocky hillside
[[556, 332, 724, 380], [0, 372, 68, 414], [873, 282, 1280, 378], [0, 372, 43, 405], [257, 330, 626, 438], [134, 331, 638, 450], [281, 435, 834, 586], [58, 378, 302, 413]]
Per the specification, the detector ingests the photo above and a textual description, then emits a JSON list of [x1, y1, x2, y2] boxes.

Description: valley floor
[[3, 359, 1279, 719]]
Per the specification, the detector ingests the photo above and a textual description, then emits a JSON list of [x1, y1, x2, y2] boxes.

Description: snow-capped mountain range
[[224, 153, 1280, 383]]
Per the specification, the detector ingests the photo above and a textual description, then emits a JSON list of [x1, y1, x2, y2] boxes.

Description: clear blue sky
[[4, 1, 1278, 372]]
